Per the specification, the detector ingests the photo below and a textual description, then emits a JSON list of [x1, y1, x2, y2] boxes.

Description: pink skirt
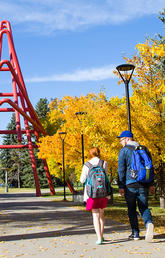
[[86, 197, 108, 211]]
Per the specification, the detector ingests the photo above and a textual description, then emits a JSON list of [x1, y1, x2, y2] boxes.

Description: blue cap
[[117, 130, 133, 138]]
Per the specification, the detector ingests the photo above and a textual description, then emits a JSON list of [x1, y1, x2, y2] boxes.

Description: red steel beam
[[0, 98, 47, 135], [0, 93, 20, 96], [0, 30, 43, 130], [42, 159, 56, 195], [0, 130, 35, 134], [0, 108, 15, 112], [0, 67, 9, 71], [0, 59, 45, 132], [0, 144, 38, 149], [12, 77, 22, 142]]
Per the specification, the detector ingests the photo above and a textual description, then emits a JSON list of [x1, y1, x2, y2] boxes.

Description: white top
[[80, 157, 108, 202]]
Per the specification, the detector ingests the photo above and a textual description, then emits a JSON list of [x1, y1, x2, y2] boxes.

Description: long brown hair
[[89, 147, 100, 158]]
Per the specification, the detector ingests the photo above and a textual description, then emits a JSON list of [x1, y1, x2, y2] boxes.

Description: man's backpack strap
[[125, 145, 136, 151], [126, 145, 148, 152]]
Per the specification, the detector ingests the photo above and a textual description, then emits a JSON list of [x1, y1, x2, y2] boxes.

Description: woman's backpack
[[85, 160, 112, 198]]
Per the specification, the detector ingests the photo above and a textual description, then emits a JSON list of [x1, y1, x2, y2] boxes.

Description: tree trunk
[[158, 170, 165, 209], [160, 197, 165, 209]]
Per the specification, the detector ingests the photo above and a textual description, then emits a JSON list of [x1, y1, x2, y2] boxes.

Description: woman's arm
[[103, 160, 108, 174], [80, 164, 88, 184]]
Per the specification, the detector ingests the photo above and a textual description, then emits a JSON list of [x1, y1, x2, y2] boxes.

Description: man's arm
[[118, 149, 126, 190]]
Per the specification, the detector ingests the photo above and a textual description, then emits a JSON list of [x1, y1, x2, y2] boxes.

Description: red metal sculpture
[[0, 20, 55, 196]]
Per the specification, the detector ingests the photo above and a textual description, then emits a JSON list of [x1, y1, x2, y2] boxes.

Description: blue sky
[[0, 0, 164, 143]]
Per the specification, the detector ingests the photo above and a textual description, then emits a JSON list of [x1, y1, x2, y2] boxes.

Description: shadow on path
[[0, 193, 164, 244]]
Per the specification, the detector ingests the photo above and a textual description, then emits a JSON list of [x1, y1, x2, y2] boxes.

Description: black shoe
[[83, 201, 86, 207], [128, 233, 134, 240], [128, 233, 140, 241]]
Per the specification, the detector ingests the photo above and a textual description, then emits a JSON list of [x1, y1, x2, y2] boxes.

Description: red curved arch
[[0, 20, 55, 197]]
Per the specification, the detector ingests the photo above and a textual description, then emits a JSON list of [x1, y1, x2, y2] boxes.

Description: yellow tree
[[38, 93, 126, 185]]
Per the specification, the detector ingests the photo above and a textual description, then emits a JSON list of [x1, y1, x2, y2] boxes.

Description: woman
[[80, 147, 109, 245]]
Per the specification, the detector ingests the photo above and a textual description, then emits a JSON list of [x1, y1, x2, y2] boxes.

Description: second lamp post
[[75, 112, 87, 166], [59, 131, 67, 201]]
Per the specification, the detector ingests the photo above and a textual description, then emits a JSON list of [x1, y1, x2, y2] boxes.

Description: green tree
[[0, 99, 57, 189], [35, 97, 62, 136], [35, 97, 50, 120], [0, 114, 23, 186], [158, 8, 165, 24]]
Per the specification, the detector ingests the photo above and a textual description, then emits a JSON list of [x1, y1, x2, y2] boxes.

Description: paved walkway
[[0, 192, 165, 258]]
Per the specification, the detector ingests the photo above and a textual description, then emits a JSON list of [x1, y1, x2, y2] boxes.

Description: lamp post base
[[73, 191, 84, 203]]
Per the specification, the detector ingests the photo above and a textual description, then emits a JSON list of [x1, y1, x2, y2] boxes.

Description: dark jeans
[[124, 187, 153, 235]]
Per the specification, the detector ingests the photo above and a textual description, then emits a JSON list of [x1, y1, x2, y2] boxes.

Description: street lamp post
[[75, 112, 87, 166], [5, 171, 8, 193], [59, 131, 67, 201], [116, 64, 135, 132]]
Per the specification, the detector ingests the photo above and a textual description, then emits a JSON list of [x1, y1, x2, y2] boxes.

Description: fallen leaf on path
[[129, 252, 151, 254]]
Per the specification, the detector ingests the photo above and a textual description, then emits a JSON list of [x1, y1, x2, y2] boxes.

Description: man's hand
[[119, 188, 125, 197], [149, 186, 155, 195]]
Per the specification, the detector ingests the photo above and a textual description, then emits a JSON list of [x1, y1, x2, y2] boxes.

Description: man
[[117, 130, 155, 241]]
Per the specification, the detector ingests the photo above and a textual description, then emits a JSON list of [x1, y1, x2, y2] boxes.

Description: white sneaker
[[145, 223, 154, 242]]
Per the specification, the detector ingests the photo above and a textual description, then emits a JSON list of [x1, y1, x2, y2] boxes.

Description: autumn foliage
[[38, 40, 165, 197]]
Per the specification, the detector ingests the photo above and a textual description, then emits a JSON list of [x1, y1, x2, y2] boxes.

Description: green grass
[[0, 186, 83, 195], [0, 187, 37, 193]]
